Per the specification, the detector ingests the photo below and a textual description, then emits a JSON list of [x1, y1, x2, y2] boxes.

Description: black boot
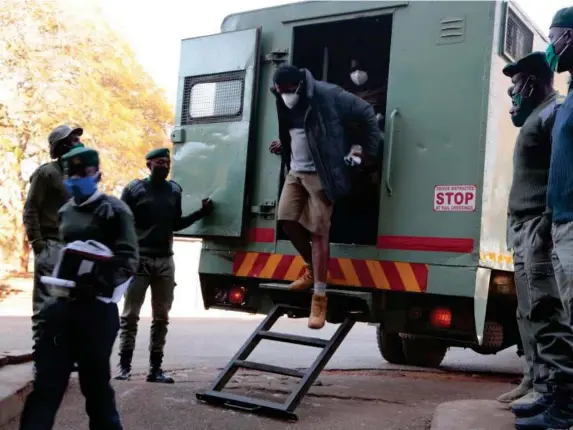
[[114, 350, 133, 381], [146, 351, 174, 384], [515, 388, 573, 429], [511, 393, 553, 418]]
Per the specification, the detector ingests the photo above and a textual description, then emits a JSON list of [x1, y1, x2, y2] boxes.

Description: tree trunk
[[18, 226, 30, 273]]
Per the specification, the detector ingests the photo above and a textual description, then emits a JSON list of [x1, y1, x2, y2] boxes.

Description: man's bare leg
[[281, 220, 314, 290], [308, 233, 329, 329]]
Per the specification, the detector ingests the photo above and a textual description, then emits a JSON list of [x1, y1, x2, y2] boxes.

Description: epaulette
[[168, 180, 182, 193]]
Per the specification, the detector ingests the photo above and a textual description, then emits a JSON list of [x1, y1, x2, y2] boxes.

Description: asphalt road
[[0, 316, 523, 375], [1, 316, 523, 430]]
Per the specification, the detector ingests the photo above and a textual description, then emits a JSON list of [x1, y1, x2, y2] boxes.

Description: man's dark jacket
[[273, 69, 381, 202]]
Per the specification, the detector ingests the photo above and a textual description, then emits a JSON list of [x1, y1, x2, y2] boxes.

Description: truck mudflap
[[233, 251, 430, 292]]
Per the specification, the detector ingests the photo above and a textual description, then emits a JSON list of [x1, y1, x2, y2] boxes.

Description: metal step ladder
[[196, 302, 356, 421]]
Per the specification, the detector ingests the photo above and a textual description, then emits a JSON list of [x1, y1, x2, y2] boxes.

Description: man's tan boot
[[308, 294, 327, 330], [288, 263, 314, 291]]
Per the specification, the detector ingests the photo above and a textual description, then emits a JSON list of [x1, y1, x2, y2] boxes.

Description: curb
[[0, 351, 34, 427], [430, 399, 515, 430]]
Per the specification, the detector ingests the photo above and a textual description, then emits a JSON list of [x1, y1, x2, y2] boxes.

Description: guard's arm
[[173, 190, 205, 231], [120, 184, 134, 212], [22, 168, 47, 252], [112, 205, 139, 285], [337, 90, 382, 160]]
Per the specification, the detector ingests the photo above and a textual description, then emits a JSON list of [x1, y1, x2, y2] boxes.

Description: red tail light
[[430, 307, 452, 329], [228, 286, 246, 305]]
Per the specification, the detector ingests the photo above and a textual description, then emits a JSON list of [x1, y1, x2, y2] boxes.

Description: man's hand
[[201, 198, 214, 216], [269, 140, 282, 155], [350, 144, 363, 162]]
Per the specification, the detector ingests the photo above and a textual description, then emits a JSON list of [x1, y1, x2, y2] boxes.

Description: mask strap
[[520, 76, 535, 99]]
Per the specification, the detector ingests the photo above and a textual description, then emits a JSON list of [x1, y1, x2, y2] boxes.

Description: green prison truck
[[170, 0, 569, 369]]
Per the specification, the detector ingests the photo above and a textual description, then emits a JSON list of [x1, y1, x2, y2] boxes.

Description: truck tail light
[[228, 286, 246, 305], [430, 307, 452, 329]]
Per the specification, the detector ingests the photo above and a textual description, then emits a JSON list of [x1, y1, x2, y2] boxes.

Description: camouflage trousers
[[32, 239, 63, 343], [118, 256, 176, 355]]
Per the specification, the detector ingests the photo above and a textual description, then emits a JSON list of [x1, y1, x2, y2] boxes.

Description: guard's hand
[[269, 140, 282, 155], [201, 198, 214, 216], [32, 240, 46, 255]]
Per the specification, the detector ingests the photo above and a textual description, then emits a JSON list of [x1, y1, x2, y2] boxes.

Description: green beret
[[502, 51, 553, 80], [145, 147, 170, 160], [61, 146, 100, 167], [551, 7, 573, 29]]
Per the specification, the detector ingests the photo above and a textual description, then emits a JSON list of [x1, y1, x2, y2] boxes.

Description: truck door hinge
[[263, 49, 289, 67], [251, 200, 276, 220]]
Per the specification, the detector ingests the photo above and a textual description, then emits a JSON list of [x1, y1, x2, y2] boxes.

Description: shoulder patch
[[106, 195, 132, 213], [168, 180, 182, 193], [126, 179, 147, 198]]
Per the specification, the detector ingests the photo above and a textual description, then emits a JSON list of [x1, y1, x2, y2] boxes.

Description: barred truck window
[[189, 80, 243, 118], [181, 71, 246, 125], [503, 5, 533, 62]]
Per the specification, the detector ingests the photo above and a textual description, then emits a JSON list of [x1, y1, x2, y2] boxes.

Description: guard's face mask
[[64, 173, 100, 201], [150, 163, 170, 181], [350, 70, 368, 86], [547, 30, 572, 73], [510, 76, 536, 127]]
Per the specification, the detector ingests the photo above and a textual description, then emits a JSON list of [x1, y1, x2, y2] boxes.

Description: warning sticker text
[[433, 185, 476, 212]]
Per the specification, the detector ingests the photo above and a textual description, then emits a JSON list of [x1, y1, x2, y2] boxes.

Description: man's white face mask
[[350, 70, 368, 86], [281, 93, 300, 109]]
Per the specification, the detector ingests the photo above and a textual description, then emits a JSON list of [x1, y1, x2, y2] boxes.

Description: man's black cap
[[502, 51, 553, 81], [273, 64, 303, 86], [551, 7, 573, 29]]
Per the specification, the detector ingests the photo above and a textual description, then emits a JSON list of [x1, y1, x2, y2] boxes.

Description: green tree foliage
[[0, 0, 174, 271]]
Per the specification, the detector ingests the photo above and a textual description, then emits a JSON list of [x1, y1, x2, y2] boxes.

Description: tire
[[401, 335, 448, 368], [376, 325, 408, 364]]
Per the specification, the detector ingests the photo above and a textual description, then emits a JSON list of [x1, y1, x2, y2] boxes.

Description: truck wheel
[[401, 335, 447, 368], [376, 325, 408, 364]]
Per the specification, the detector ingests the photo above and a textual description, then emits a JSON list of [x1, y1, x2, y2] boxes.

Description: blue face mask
[[64, 176, 98, 200]]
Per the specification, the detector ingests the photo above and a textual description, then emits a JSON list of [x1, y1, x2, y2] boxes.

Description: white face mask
[[350, 70, 368, 86], [281, 93, 300, 109]]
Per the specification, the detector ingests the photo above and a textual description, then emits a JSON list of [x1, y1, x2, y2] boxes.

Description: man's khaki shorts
[[277, 171, 333, 236]]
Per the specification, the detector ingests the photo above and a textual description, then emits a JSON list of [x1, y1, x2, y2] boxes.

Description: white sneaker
[[508, 390, 543, 408], [497, 380, 533, 404]]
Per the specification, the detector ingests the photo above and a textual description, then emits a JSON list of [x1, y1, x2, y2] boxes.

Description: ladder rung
[[258, 330, 328, 348], [235, 360, 305, 378]]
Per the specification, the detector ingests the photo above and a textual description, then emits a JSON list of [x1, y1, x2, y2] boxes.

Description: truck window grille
[[181, 70, 246, 125], [504, 7, 533, 62]]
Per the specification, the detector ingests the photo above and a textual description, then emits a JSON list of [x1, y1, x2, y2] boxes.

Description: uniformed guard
[[498, 52, 567, 413], [512, 7, 573, 429], [115, 147, 213, 383], [19, 146, 139, 430], [23, 124, 84, 362]]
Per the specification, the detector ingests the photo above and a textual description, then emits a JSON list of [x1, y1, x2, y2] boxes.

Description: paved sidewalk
[[0, 351, 33, 428]]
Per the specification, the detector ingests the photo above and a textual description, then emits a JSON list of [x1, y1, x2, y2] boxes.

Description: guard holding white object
[[19, 146, 139, 430]]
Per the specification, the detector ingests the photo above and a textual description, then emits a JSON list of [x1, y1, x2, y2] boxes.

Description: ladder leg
[[285, 317, 356, 412], [203, 304, 285, 392]]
